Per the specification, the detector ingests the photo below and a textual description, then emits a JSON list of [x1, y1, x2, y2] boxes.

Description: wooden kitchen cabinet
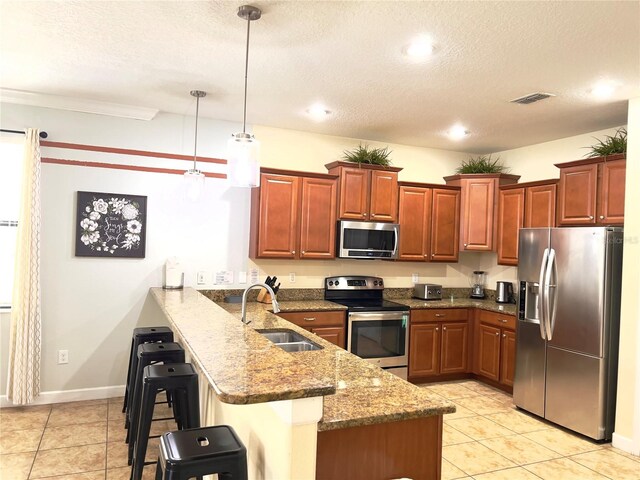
[[326, 161, 402, 222], [497, 180, 557, 266], [397, 183, 460, 262], [444, 174, 520, 252], [250, 169, 337, 259], [277, 310, 346, 348], [409, 309, 469, 379], [473, 310, 517, 388], [556, 155, 626, 226]]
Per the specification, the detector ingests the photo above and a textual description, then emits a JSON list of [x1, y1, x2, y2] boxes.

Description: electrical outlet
[[412, 273, 419, 283], [58, 350, 69, 364], [197, 271, 207, 285], [289, 272, 296, 283]]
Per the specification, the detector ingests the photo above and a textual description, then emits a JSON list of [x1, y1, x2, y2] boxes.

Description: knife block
[[257, 288, 275, 304]]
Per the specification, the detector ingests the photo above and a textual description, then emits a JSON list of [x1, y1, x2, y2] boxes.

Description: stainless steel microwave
[[338, 220, 399, 259]]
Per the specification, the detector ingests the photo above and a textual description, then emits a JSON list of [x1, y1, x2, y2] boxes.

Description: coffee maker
[[470, 270, 486, 299]]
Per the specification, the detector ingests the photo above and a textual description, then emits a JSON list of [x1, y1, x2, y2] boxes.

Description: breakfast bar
[[150, 287, 455, 480]]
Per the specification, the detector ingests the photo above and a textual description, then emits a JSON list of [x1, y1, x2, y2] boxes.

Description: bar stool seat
[[130, 363, 200, 480], [155, 425, 247, 480], [123, 327, 174, 415]]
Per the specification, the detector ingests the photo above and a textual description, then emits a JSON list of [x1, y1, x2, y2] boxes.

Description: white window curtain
[[7, 129, 42, 405]]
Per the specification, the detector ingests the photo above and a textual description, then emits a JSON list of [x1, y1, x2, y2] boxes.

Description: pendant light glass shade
[[184, 168, 205, 201], [227, 132, 260, 188], [227, 5, 262, 188]]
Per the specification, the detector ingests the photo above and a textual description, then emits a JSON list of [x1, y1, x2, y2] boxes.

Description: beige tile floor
[[0, 380, 638, 479], [0, 396, 170, 480]]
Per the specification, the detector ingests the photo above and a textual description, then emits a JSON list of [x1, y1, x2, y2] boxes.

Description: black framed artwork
[[75, 191, 147, 258]]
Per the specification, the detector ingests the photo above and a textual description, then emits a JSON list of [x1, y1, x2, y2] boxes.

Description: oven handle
[[348, 311, 409, 322]]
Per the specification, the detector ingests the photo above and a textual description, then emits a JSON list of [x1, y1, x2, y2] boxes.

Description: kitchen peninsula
[[150, 287, 455, 480]]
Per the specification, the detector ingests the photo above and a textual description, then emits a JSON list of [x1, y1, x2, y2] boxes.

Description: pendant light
[[227, 5, 262, 188], [184, 89, 206, 201]]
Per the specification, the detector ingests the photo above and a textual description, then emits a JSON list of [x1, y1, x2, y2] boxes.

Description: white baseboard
[[612, 432, 640, 457], [0, 385, 125, 408]]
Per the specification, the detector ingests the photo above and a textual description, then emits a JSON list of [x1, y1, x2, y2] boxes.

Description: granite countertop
[[217, 300, 455, 431], [150, 288, 455, 431], [394, 297, 517, 316]]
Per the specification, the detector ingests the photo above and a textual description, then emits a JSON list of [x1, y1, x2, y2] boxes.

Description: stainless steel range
[[324, 276, 410, 379]]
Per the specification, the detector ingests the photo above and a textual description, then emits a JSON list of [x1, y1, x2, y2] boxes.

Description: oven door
[[347, 311, 409, 368]]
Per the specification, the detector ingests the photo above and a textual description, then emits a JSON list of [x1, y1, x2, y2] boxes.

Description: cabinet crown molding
[[443, 173, 521, 182], [324, 161, 403, 172], [554, 153, 626, 169]]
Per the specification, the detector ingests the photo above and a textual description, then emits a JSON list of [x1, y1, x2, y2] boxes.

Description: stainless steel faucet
[[241, 282, 280, 324]]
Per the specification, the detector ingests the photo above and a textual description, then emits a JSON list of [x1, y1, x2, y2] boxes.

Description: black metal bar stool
[[131, 363, 200, 480], [126, 342, 185, 444], [123, 327, 174, 415], [155, 425, 247, 480]]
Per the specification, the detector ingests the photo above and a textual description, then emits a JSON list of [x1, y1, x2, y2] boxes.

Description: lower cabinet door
[[500, 329, 516, 386], [477, 324, 501, 381], [310, 327, 345, 349], [409, 324, 440, 377], [440, 322, 468, 374]]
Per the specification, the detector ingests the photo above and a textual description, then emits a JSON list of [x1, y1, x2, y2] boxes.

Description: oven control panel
[[325, 276, 384, 290]]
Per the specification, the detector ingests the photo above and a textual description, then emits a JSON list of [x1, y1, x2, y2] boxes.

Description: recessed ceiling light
[[448, 125, 469, 140], [403, 35, 434, 60], [306, 104, 332, 121], [591, 81, 617, 99]]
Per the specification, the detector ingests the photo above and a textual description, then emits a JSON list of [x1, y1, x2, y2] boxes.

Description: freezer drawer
[[545, 346, 609, 440]]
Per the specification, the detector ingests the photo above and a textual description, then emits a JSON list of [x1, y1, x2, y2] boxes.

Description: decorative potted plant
[[584, 128, 627, 158], [342, 144, 393, 167], [455, 154, 508, 174]]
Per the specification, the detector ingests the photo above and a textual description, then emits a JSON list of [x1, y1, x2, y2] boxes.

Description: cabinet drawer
[[278, 310, 345, 328], [477, 309, 516, 330], [411, 308, 468, 323]]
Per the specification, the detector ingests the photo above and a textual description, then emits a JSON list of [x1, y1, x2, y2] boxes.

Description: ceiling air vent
[[510, 92, 555, 105]]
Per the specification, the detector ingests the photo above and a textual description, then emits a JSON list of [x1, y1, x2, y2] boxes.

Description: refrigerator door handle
[[545, 248, 558, 340], [538, 248, 549, 340]]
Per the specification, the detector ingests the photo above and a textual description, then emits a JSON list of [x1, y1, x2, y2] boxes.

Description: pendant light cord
[[193, 95, 200, 171], [242, 15, 251, 134]]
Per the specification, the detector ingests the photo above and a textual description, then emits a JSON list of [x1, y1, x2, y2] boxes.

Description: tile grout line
[[26, 406, 52, 480]]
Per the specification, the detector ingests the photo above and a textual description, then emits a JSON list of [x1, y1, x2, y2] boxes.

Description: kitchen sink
[[256, 329, 323, 352]]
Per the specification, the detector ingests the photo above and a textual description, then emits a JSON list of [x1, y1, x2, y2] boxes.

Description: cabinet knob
[[503, 334, 506, 338], [464, 243, 468, 247], [435, 314, 445, 317], [435, 327, 439, 331], [292, 250, 296, 254], [589, 215, 594, 220], [500, 319, 507, 323], [362, 213, 366, 217], [496, 332, 500, 336], [424, 254, 428, 257], [600, 215, 605, 220], [302, 251, 306, 254], [371, 213, 376, 217], [443, 327, 447, 331]]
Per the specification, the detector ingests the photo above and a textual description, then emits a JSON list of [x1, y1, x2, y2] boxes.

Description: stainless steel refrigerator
[[514, 227, 623, 440]]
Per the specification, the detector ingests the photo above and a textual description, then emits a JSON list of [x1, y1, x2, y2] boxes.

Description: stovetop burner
[[324, 275, 409, 312]]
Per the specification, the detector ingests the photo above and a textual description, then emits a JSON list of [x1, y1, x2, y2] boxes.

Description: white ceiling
[[1, 1, 638, 153]]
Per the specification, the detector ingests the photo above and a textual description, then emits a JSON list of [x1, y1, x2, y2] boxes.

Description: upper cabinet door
[[430, 188, 460, 262], [257, 174, 300, 258], [557, 163, 598, 225], [369, 170, 399, 222], [497, 188, 525, 266], [461, 178, 495, 251], [299, 177, 337, 259], [598, 159, 626, 225], [398, 186, 432, 261], [337, 167, 369, 220], [525, 184, 557, 228]]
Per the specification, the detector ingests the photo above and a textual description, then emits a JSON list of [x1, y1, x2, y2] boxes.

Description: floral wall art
[[75, 191, 147, 258]]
